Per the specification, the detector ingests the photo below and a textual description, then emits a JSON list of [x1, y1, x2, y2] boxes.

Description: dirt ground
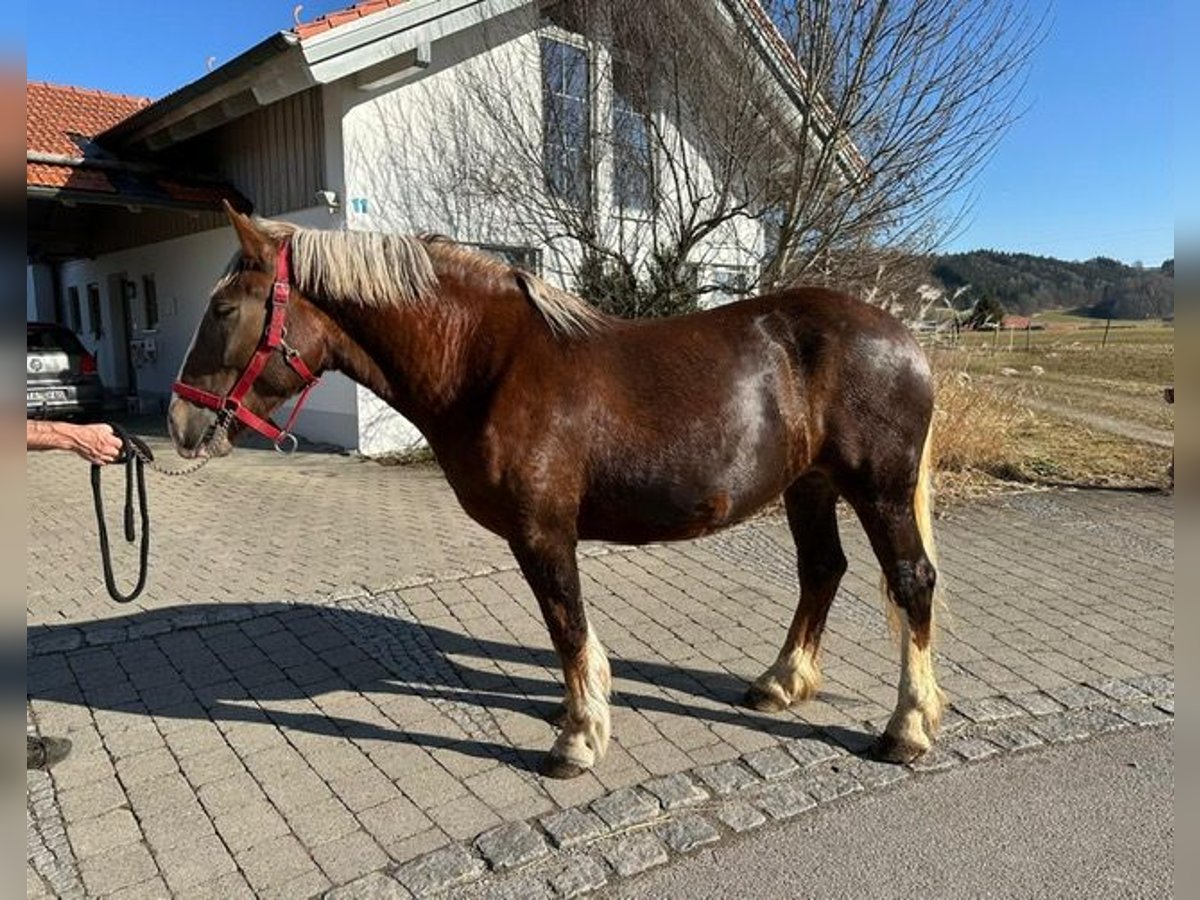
[[927, 314, 1174, 495]]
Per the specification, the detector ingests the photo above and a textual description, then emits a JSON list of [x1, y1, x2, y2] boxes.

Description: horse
[[169, 202, 944, 778]]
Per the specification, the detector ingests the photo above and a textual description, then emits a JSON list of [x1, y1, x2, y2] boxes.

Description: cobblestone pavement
[[27, 428, 1174, 898]]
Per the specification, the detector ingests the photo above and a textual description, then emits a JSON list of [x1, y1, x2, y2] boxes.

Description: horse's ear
[[223, 200, 270, 264]]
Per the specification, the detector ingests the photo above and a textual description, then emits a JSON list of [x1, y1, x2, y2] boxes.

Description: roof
[[294, 0, 412, 39], [26, 81, 243, 209], [27, 81, 150, 158]]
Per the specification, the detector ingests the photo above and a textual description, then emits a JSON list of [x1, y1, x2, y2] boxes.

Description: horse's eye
[[212, 303, 237, 319]]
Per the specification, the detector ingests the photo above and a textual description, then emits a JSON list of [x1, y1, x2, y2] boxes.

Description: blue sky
[[25, 1, 1177, 265]]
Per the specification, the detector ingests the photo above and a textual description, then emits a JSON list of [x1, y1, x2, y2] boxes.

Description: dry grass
[[928, 320, 1174, 503]]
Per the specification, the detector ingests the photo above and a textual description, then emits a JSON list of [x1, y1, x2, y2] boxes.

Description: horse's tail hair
[[880, 416, 945, 638]]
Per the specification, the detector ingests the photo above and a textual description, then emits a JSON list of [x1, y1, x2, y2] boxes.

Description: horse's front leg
[[509, 529, 611, 779]]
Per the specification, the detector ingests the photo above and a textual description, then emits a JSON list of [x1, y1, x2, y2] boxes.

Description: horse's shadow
[[27, 602, 874, 773]]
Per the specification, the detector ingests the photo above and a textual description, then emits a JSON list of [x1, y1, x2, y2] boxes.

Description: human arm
[[27, 420, 124, 465]]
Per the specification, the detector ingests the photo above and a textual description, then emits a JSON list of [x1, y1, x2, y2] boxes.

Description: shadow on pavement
[[28, 603, 874, 772]]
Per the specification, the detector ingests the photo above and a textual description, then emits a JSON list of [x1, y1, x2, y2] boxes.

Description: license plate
[[28, 389, 68, 403]]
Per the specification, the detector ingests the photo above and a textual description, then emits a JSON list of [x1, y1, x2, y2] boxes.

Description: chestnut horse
[[170, 205, 944, 777]]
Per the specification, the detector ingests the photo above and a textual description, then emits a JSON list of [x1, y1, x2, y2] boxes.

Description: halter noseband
[[173, 240, 320, 452]]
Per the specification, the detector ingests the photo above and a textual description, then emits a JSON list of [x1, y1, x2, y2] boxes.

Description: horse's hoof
[[744, 684, 790, 713], [868, 733, 927, 765], [539, 753, 589, 779]]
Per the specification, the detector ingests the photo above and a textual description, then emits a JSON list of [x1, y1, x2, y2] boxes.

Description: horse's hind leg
[[746, 473, 846, 712], [509, 528, 611, 779], [850, 483, 944, 763]]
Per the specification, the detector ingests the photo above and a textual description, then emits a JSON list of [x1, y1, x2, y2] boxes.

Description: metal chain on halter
[[125, 421, 227, 477]]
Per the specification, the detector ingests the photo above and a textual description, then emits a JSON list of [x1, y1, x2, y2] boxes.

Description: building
[[27, 0, 835, 454]]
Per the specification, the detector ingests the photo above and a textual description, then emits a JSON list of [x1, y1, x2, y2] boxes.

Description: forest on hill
[[930, 250, 1174, 319]]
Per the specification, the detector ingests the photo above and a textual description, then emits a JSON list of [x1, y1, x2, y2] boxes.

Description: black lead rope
[[91, 424, 153, 604]]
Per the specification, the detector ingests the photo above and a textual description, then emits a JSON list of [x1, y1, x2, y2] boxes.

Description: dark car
[[27, 323, 106, 420]]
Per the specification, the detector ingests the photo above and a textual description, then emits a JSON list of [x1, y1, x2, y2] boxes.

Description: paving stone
[[641, 773, 708, 810], [474, 822, 550, 872], [945, 736, 1000, 762], [78, 842, 158, 896], [236, 833, 318, 893], [1124, 674, 1173, 698], [783, 735, 844, 768], [694, 761, 759, 796], [742, 746, 799, 781], [1044, 684, 1107, 710], [395, 844, 486, 897], [907, 746, 962, 773], [756, 782, 816, 820], [157, 833, 237, 893], [1154, 698, 1174, 716], [66, 807, 142, 859], [1088, 679, 1149, 703], [1115, 704, 1173, 727], [654, 814, 721, 854], [1027, 712, 1093, 744], [835, 757, 911, 790], [952, 696, 1024, 723], [799, 768, 864, 802], [465, 873, 553, 900], [598, 832, 669, 878], [1008, 692, 1064, 717], [539, 809, 609, 850], [323, 871, 411, 900], [714, 799, 766, 832], [590, 788, 659, 829], [982, 724, 1044, 753], [937, 708, 970, 735], [312, 829, 391, 886], [546, 855, 607, 898]]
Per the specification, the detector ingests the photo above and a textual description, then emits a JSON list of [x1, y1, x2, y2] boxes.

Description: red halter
[[173, 240, 320, 452]]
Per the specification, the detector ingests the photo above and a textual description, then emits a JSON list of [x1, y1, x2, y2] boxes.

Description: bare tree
[[347, 0, 1044, 316], [759, 0, 1046, 300]]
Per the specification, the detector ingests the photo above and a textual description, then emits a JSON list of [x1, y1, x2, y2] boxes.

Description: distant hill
[[930, 251, 1174, 319]]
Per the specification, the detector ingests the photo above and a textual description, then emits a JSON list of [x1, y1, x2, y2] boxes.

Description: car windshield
[[28, 328, 85, 355]]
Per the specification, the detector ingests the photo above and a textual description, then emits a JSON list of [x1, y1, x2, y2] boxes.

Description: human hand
[[69, 423, 125, 465]]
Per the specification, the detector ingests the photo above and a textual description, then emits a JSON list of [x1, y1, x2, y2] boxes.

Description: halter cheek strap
[[172, 240, 321, 451]]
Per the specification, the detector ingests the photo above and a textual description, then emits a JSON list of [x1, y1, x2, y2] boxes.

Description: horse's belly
[[578, 473, 786, 544]]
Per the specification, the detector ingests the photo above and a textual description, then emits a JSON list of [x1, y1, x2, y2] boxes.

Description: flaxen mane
[[255, 220, 607, 338]]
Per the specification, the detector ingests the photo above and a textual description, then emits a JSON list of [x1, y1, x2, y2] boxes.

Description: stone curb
[[318, 677, 1173, 899]]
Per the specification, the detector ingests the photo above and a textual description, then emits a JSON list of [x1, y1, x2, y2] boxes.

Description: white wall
[[26, 264, 55, 321]]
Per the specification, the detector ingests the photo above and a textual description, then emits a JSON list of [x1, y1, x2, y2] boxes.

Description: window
[[612, 58, 652, 213], [67, 287, 81, 333], [86, 284, 102, 338], [142, 275, 159, 330], [542, 36, 590, 205], [473, 243, 543, 275], [706, 265, 750, 307]]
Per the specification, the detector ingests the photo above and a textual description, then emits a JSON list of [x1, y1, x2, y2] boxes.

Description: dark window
[[87, 284, 102, 338], [142, 275, 159, 330], [612, 58, 652, 213], [474, 243, 543, 275], [67, 286, 81, 333], [708, 266, 750, 306], [542, 37, 590, 205], [27, 325, 86, 354]]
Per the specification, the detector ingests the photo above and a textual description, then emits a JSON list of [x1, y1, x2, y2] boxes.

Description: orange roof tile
[[294, 0, 410, 39], [27, 162, 116, 192], [27, 81, 150, 158]]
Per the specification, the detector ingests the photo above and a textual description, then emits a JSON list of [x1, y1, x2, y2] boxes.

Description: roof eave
[[98, 32, 305, 153]]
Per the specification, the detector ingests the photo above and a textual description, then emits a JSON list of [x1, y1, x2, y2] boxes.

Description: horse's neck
[[323, 273, 528, 429]]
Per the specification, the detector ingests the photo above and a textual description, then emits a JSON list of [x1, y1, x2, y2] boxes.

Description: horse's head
[[169, 203, 326, 458]]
